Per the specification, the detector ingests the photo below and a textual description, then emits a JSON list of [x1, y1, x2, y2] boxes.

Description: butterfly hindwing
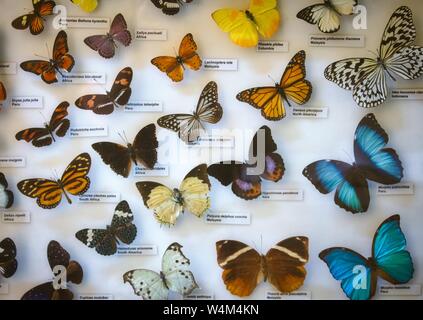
[[123, 269, 168, 300]]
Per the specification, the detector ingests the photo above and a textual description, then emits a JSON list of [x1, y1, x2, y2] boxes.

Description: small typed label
[[184, 291, 215, 300], [0, 157, 26, 168], [205, 212, 251, 225], [188, 135, 235, 148], [78, 193, 121, 203], [260, 189, 304, 201], [78, 294, 114, 300], [379, 284, 421, 296], [134, 165, 169, 177], [266, 291, 312, 300], [0, 62, 16, 75], [117, 245, 158, 256], [203, 59, 238, 71], [58, 16, 110, 29], [135, 29, 167, 41], [257, 40, 289, 53], [61, 73, 106, 84], [377, 183, 414, 196], [391, 89, 423, 100], [1, 211, 30, 224], [11, 96, 43, 109], [125, 101, 163, 113], [0, 283, 9, 295], [69, 126, 108, 138], [290, 107, 329, 119], [309, 35, 365, 47]]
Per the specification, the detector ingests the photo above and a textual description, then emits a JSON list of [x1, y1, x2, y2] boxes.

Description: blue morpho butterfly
[[320, 215, 414, 300], [303, 113, 403, 214]]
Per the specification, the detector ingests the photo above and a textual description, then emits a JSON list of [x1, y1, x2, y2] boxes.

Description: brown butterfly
[[151, 33, 202, 82], [0, 81, 6, 102], [12, 0, 56, 35], [216, 237, 309, 297], [20, 30, 75, 84], [75, 67, 133, 115], [16, 101, 70, 147]]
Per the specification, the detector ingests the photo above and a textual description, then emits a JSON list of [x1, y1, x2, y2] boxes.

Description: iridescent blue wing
[[303, 160, 370, 213], [372, 215, 414, 284], [319, 247, 375, 300], [354, 113, 403, 184]]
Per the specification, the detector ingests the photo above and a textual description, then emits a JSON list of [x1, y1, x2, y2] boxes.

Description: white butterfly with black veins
[[75, 201, 137, 256], [0, 173, 14, 209], [123, 242, 198, 300], [297, 0, 357, 33], [151, 0, 193, 15], [157, 81, 223, 143], [325, 6, 423, 108]]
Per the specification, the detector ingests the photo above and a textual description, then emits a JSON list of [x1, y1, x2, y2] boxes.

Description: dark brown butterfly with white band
[[216, 237, 309, 297], [0, 238, 17, 279], [151, 0, 193, 15], [157, 81, 223, 143], [92, 124, 158, 178]]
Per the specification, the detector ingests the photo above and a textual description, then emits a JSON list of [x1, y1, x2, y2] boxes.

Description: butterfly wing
[[60, 153, 91, 197], [48, 101, 70, 138], [151, 56, 183, 82], [15, 127, 51, 147], [237, 86, 284, 121], [17, 179, 62, 209], [372, 215, 414, 284], [75, 94, 115, 115], [70, 0, 98, 12], [297, 4, 340, 33], [133, 123, 159, 169], [157, 113, 199, 143], [53, 31, 75, 72], [123, 269, 168, 300], [108, 67, 133, 106], [179, 164, 211, 218], [303, 160, 370, 214], [216, 240, 262, 297], [0, 173, 14, 209], [319, 248, 374, 300], [110, 13, 132, 47], [195, 81, 223, 125], [0, 81, 6, 101], [0, 238, 17, 278], [92, 142, 131, 178], [179, 33, 202, 71], [110, 200, 137, 245], [265, 237, 309, 293], [249, 0, 280, 39], [84, 35, 115, 59], [21, 282, 56, 300], [354, 113, 403, 185], [76, 229, 117, 256], [20, 60, 57, 84]]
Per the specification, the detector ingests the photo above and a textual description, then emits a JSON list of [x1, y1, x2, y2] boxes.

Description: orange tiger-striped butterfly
[[151, 33, 202, 82], [12, 0, 56, 35], [18, 153, 91, 209], [236, 50, 312, 121]]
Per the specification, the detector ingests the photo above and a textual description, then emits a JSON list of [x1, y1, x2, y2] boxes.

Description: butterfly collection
[[1, 1, 421, 301]]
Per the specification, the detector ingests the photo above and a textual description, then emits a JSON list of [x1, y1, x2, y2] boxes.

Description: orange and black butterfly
[[20, 30, 75, 84], [0, 82, 6, 102], [237, 50, 312, 121], [15, 101, 70, 148], [151, 33, 202, 82], [75, 67, 132, 115], [18, 153, 91, 209], [12, 0, 56, 35]]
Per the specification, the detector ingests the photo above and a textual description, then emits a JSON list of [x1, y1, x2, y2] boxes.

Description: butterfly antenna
[[46, 43, 51, 60], [39, 111, 48, 125], [267, 74, 278, 85], [342, 149, 354, 164], [117, 132, 126, 144], [260, 235, 263, 255], [123, 131, 129, 144], [34, 54, 50, 60]]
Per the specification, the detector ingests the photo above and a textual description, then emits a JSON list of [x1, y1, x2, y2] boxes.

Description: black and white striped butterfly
[[75, 201, 137, 256], [325, 6, 423, 108], [297, 0, 357, 33], [157, 81, 223, 143], [151, 0, 193, 15], [0, 173, 13, 209]]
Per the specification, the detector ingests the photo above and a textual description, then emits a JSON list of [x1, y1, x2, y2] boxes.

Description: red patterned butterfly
[[20, 30, 75, 84], [12, 0, 56, 35]]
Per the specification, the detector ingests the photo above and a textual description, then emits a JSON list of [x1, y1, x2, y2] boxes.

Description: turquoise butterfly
[[320, 215, 414, 300]]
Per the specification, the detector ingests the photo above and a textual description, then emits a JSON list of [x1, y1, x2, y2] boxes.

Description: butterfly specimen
[[12, 0, 56, 35], [320, 215, 414, 300], [84, 13, 132, 59], [75, 67, 133, 115], [212, 0, 280, 48], [124, 242, 198, 300], [216, 237, 309, 297], [151, 33, 202, 82], [157, 81, 223, 143], [325, 6, 423, 108], [76, 201, 137, 256], [136, 164, 210, 226], [70, 0, 98, 12], [303, 113, 403, 214], [151, 0, 193, 15], [18, 153, 91, 209], [208, 126, 284, 200], [297, 0, 357, 33], [0, 82, 6, 102], [0, 238, 17, 279], [0, 173, 14, 209], [21, 241, 83, 300], [20, 30, 75, 84], [15, 101, 70, 148], [237, 50, 312, 121]]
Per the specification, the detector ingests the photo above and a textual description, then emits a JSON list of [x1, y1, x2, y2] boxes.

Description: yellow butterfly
[[212, 0, 280, 47], [70, 0, 98, 13]]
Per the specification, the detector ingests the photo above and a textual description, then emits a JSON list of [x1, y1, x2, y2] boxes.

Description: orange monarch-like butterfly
[[12, 0, 56, 35], [20, 30, 75, 84], [236, 50, 312, 121], [151, 33, 202, 82], [17, 153, 91, 209]]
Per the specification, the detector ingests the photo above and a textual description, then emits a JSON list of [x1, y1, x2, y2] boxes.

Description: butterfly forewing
[[61, 153, 91, 196], [196, 81, 223, 124], [0, 173, 14, 209]]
